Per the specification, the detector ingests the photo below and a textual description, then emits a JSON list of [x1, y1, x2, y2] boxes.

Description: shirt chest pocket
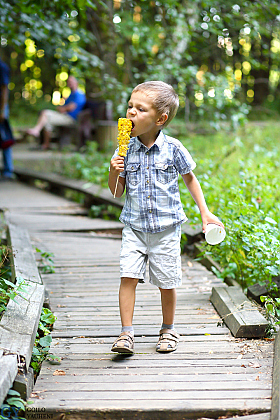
[[155, 162, 177, 184], [126, 163, 141, 186]]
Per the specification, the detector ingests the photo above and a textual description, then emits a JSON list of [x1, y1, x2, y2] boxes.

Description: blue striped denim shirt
[[113, 131, 196, 233]]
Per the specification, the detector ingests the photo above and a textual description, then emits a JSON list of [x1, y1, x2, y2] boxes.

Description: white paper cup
[[205, 223, 226, 245]]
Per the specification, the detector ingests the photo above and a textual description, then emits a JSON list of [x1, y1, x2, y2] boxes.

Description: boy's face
[[126, 91, 165, 141]]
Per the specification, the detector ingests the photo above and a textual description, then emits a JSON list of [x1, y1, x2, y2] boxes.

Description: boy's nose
[[128, 107, 136, 116]]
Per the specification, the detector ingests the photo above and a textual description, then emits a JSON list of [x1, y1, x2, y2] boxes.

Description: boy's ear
[[156, 113, 168, 126]]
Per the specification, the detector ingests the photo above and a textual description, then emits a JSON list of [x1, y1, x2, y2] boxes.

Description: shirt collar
[[132, 130, 165, 152]]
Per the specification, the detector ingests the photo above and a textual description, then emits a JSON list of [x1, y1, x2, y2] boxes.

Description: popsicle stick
[[113, 174, 120, 198]]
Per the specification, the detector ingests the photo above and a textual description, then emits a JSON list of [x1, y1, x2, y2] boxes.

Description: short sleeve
[[174, 143, 196, 175]]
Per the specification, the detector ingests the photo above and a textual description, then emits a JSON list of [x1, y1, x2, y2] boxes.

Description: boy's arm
[[108, 156, 126, 197], [182, 171, 224, 233]]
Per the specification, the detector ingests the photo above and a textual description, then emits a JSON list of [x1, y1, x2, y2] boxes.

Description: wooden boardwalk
[[0, 179, 274, 420]]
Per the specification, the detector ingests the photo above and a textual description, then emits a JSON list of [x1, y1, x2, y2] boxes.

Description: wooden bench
[[18, 100, 117, 151]]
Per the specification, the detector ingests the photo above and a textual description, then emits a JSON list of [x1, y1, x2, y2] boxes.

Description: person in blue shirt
[[0, 58, 14, 180], [27, 76, 86, 150], [109, 81, 224, 354]]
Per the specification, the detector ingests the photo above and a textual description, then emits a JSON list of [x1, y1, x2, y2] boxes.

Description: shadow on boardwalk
[[0, 167, 273, 419]]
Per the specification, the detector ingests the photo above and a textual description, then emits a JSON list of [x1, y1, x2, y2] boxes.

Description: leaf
[[7, 389, 21, 396], [265, 216, 277, 225], [39, 335, 52, 348], [53, 369, 66, 376], [6, 397, 25, 410]]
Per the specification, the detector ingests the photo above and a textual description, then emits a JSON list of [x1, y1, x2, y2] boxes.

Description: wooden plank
[[6, 212, 123, 233], [0, 354, 18, 406], [271, 330, 280, 420], [50, 327, 230, 339], [222, 414, 271, 420], [33, 380, 270, 392], [13, 166, 124, 209], [7, 222, 42, 284], [25, 399, 272, 419], [0, 180, 76, 209], [210, 286, 269, 338], [0, 280, 44, 369], [25, 389, 273, 400], [2, 177, 273, 417], [35, 373, 270, 385]]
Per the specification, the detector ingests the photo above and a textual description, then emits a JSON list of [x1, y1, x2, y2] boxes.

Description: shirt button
[[149, 210, 152, 213], [147, 166, 149, 169], [146, 180, 149, 184], [147, 195, 150, 198]]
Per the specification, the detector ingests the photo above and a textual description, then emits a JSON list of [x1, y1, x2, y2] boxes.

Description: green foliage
[[0, 245, 30, 316], [0, 277, 30, 316], [31, 307, 59, 378], [260, 296, 280, 329], [35, 248, 55, 274], [2, 0, 280, 127], [178, 121, 280, 324], [62, 141, 111, 189], [89, 204, 121, 221], [0, 389, 26, 420]]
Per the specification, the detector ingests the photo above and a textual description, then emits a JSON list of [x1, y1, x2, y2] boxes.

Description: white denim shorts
[[120, 225, 182, 289]]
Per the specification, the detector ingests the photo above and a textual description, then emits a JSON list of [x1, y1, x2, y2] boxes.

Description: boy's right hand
[[110, 156, 125, 174]]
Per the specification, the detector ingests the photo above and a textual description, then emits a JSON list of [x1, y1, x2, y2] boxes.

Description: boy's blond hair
[[132, 81, 179, 127]]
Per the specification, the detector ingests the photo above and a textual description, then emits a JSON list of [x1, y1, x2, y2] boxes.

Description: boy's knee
[[121, 277, 138, 287]]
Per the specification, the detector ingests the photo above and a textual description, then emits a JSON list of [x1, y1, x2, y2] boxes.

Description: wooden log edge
[[271, 330, 280, 420], [6, 221, 42, 285], [0, 221, 45, 402], [0, 353, 18, 406], [210, 286, 269, 338]]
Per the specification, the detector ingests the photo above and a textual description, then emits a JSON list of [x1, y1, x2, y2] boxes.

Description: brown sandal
[[111, 331, 134, 354], [156, 329, 180, 352]]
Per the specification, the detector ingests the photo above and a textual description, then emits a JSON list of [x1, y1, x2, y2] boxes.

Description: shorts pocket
[[126, 163, 141, 186], [155, 162, 177, 184], [152, 255, 181, 280]]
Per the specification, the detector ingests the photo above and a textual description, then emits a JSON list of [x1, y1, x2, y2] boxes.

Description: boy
[[108, 81, 224, 354]]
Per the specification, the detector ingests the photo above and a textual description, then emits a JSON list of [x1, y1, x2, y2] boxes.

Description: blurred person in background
[[27, 75, 86, 150], [0, 56, 15, 180]]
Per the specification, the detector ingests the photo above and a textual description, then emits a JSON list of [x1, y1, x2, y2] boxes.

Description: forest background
[[1, 0, 280, 327]]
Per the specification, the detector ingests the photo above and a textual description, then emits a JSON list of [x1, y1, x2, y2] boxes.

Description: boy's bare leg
[[111, 277, 138, 354], [159, 287, 177, 326], [157, 288, 179, 352], [119, 277, 138, 326]]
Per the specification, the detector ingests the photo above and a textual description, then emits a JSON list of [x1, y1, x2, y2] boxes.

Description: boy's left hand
[[201, 210, 224, 233]]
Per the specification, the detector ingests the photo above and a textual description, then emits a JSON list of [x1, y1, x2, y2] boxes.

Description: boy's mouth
[[130, 120, 135, 131]]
